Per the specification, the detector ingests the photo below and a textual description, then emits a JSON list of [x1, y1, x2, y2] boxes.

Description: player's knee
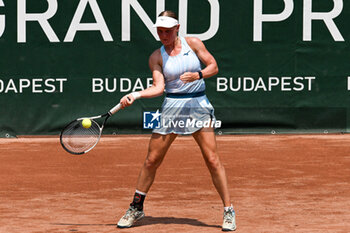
[[205, 154, 221, 171], [144, 156, 161, 170]]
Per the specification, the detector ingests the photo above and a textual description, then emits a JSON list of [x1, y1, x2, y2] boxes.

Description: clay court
[[0, 134, 349, 233]]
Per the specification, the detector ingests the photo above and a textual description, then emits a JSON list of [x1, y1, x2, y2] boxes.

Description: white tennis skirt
[[152, 95, 217, 135]]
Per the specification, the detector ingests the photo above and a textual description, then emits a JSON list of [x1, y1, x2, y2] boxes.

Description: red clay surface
[[0, 134, 350, 233]]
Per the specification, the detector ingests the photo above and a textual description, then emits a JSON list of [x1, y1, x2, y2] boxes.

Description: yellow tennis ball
[[82, 118, 92, 129]]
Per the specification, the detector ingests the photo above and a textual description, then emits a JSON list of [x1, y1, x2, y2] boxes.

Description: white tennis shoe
[[117, 206, 145, 228], [222, 207, 236, 231]]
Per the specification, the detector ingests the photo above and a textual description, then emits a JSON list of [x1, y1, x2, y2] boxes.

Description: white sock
[[224, 204, 233, 212], [135, 189, 147, 196]]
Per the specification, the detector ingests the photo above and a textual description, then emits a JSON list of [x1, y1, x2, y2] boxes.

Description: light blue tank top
[[160, 37, 205, 94]]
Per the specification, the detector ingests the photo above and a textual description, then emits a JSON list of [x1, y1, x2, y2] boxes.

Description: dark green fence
[[0, 0, 349, 136]]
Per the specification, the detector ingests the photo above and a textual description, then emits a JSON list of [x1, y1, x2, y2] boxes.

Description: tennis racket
[[60, 103, 122, 155]]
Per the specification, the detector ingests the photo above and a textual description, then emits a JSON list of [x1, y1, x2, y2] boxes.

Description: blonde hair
[[158, 10, 178, 20]]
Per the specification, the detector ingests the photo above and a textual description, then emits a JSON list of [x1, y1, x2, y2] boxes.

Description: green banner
[[0, 0, 349, 136]]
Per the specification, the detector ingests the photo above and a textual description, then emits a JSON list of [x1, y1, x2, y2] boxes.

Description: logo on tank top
[[183, 50, 191, 56]]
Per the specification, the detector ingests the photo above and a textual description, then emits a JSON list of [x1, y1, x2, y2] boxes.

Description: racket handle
[[109, 103, 122, 115]]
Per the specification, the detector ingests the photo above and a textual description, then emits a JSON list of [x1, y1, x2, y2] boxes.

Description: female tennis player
[[117, 10, 236, 231]]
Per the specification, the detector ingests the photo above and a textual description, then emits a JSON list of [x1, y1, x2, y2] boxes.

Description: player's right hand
[[120, 94, 135, 109]]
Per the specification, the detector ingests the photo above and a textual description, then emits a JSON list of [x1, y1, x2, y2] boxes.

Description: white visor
[[153, 16, 179, 28]]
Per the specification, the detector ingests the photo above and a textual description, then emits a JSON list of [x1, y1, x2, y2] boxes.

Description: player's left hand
[[180, 72, 200, 83]]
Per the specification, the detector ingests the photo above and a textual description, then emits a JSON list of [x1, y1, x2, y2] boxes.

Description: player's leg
[[117, 133, 177, 228], [192, 127, 230, 205], [192, 127, 236, 231], [136, 133, 177, 193]]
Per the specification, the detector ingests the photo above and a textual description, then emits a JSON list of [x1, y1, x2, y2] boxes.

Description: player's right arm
[[120, 49, 165, 108], [141, 49, 165, 98]]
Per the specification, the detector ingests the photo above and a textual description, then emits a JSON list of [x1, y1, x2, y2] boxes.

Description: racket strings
[[61, 119, 101, 154]]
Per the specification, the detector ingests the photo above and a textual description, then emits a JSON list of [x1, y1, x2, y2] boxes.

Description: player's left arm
[[180, 37, 219, 83]]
